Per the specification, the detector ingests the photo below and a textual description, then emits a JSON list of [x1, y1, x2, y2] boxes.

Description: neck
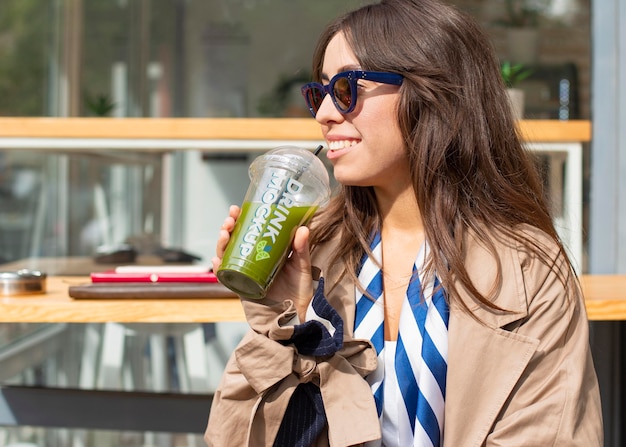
[[375, 183, 424, 233]]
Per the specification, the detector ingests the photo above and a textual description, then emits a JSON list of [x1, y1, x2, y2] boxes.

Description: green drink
[[218, 202, 317, 298], [217, 146, 331, 299]]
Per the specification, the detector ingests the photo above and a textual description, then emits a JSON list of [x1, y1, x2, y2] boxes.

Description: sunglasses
[[301, 70, 404, 117]]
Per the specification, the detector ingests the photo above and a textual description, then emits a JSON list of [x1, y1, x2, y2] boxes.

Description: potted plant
[[501, 61, 533, 88], [84, 93, 116, 117], [501, 61, 533, 119]]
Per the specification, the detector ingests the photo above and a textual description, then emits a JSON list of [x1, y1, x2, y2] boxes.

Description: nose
[[315, 94, 344, 124]]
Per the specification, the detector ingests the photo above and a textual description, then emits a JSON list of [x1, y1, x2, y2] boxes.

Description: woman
[[205, 0, 603, 445]]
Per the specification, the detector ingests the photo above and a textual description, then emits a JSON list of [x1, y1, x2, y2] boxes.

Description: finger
[[221, 205, 240, 232], [290, 226, 312, 273], [216, 228, 231, 258], [221, 216, 236, 232], [229, 204, 241, 220], [292, 225, 309, 252], [211, 256, 222, 273]]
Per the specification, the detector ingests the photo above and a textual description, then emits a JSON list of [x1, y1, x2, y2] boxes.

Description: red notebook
[[91, 268, 218, 283]]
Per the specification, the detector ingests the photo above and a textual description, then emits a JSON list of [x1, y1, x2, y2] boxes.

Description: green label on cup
[[255, 240, 270, 260]]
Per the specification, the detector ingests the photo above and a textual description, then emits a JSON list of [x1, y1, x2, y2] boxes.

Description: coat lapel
[[443, 229, 539, 446], [443, 308, 539, 446]]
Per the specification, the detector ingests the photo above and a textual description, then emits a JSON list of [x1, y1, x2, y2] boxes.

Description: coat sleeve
[[205, 279, 381, 447]]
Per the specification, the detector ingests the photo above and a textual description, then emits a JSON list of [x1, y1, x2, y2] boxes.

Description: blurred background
[[3, 1, 624, 447], [0, 0, 590, 266]]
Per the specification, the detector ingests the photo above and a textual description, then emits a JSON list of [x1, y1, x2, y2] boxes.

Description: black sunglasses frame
[[301, 70, 404, 118]]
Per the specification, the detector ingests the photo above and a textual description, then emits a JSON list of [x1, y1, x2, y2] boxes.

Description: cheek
[[357, 104, 404, 149]]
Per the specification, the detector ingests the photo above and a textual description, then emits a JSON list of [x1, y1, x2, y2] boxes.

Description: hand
[[267, 225, 314, 320], [213, 205, 314, 319]]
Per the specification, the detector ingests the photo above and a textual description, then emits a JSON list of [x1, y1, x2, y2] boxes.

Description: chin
[[333, 175, 369, 188], [332, 165, 370, 186]]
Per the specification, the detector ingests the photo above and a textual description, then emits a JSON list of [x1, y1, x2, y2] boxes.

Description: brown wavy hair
[[307, 0, 570, 310]]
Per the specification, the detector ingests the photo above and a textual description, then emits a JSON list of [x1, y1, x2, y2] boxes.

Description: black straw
[[314, 145, 323, 156]]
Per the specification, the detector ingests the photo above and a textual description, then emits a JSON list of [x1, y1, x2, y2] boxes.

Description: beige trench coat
[[205, 225, 603, 446]]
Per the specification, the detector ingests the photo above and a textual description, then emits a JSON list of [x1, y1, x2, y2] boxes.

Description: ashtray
[[0, 269, 47, 296]]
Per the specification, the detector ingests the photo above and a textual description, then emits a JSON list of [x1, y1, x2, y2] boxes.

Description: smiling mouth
[[328, 140, 359, 151]]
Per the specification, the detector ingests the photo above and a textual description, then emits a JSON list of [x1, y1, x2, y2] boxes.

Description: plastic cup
[[217, 146, 331, 299]]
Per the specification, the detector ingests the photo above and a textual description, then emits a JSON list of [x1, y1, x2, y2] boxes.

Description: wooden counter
[[580, 274, 626, 321], [0, 118, 590, 150], [0, 274, 623, 323], [0, 277, 245, 323]]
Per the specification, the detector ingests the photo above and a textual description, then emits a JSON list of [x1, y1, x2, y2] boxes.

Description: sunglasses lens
[[305, 86, 325, 115], [332, 76, 352, 112]]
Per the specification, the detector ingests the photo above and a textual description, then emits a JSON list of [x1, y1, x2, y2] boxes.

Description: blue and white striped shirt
[[355, 233, 450, 447]]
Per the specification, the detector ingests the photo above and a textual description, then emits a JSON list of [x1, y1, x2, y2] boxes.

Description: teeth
[[328, 140, 358, 151]]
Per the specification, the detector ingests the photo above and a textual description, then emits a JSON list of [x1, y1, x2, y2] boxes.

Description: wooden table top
[[0, 274, 623, 323], [0, 277, 245, 323], [579, 274, 626, 321]]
